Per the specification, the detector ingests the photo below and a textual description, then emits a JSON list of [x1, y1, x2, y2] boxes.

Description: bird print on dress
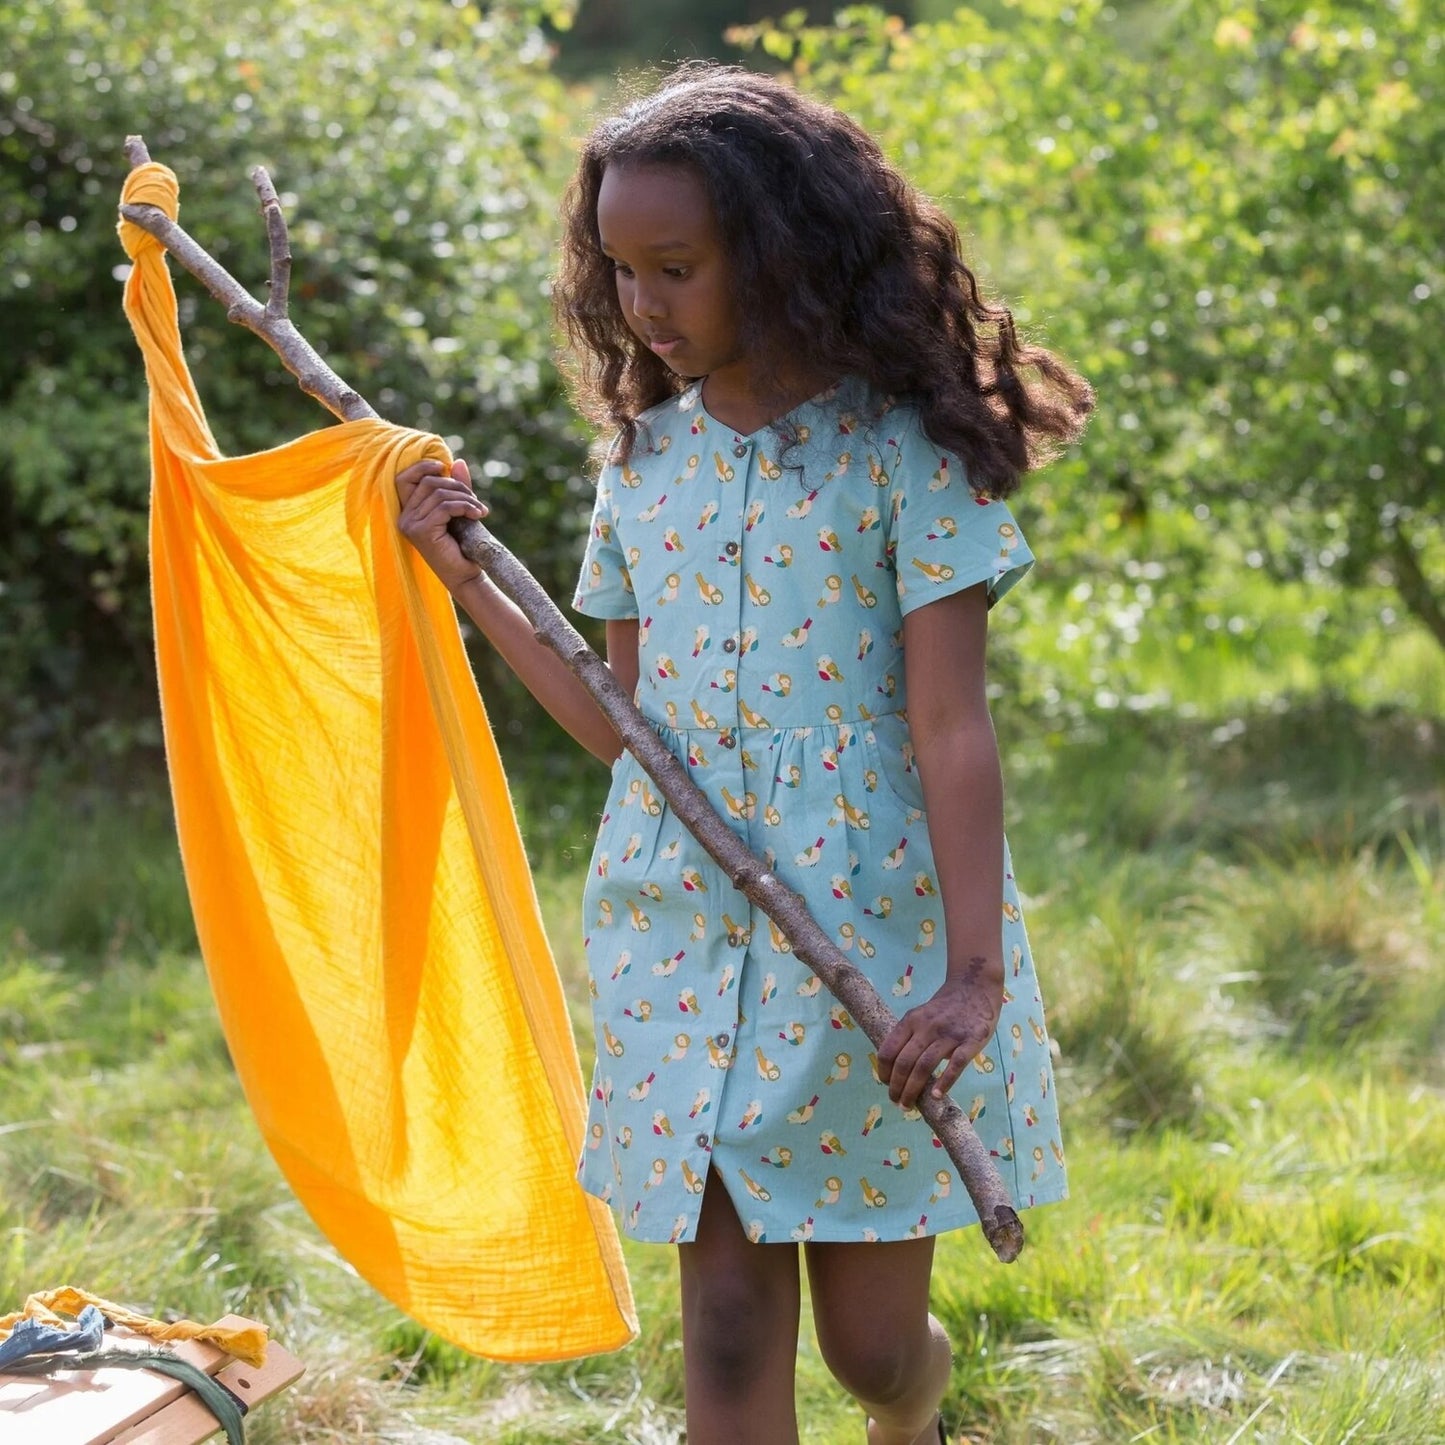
[[569, 378, 1065, 1243]]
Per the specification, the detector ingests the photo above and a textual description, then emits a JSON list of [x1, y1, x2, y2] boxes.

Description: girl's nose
[[631, 283, 665, 322]]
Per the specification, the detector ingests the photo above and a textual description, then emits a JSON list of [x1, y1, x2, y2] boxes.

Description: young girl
[[398, 64, 1091, 1445]]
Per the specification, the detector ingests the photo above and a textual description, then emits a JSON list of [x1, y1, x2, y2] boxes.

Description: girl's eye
[[611, 261, 635, 279], [663, 266, 690, 279]]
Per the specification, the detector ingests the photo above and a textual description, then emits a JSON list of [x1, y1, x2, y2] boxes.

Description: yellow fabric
[[116, 165, 635, 1362], [0, 1287, 269, 1369]]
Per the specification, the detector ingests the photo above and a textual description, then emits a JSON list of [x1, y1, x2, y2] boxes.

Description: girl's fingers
[[883, 1005, 989, 1105], [396, 459, 483, 511], [404, 479, 487, 528], [930, 1047, 972, 1100], [410, 487, 486, 525], [900, 1039, 952, 1109], [881, 1027, 922, 1074], [876, 1026, 906, 1074], [421, 499, 487, 529], [396, 459, 445, 501], [883, 1032, 930, 1104], [394, 458, 486, 593]]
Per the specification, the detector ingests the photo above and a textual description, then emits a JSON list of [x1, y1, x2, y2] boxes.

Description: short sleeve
[[885, 417, 1035, 616], [572, 457, 638, 620]]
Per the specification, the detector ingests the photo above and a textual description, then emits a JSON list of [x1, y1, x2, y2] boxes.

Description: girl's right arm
[[396, 458, 637, 765]]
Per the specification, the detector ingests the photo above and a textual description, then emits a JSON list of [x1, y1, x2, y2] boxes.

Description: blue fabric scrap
[[0, 1303, 107, 1369]]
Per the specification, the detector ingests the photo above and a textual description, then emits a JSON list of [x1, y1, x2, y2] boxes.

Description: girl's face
[[597, 162, 745, 391]]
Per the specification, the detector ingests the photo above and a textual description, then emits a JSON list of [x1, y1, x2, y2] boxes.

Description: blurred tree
[[0, 0, 592, 749], [7, 0, 1440, 760], [736, 0, 1443, 651], [552, 0, 882, 76]]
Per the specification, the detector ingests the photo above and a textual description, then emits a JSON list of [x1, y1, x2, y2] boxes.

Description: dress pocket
[[863, 712, 926, 815]]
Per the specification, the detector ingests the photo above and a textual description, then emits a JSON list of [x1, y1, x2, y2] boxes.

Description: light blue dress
[[571, 377, 1066, 1244]]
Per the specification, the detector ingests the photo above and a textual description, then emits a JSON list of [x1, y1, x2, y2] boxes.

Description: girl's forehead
[[597, 162, 717, 248]]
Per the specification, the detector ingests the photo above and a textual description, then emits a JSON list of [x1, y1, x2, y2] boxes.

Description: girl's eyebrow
[[599, 239, 701, 256]]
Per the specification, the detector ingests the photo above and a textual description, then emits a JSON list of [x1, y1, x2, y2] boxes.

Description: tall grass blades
[[0, 788, 197, 962], [1224, 850, 1428, 1052], [2, 673, 1442, 1440]]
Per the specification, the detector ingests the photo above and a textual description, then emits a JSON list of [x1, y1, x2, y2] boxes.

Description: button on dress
[[572, 378, 1066, 1244]]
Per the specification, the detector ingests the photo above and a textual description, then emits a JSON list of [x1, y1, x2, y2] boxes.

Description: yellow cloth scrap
[[116, 164, 635, 1362], [0, 1286, 268, 1369]]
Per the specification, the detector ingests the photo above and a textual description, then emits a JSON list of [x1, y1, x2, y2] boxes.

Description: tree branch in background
[[119, 136, 1026, 1263], [1388, 524, 1445, 653], [253, 165, 295, 323], [120, 135, 374, 423]]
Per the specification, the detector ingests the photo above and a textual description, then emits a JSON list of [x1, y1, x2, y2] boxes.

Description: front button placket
[[714, 431, 751, 807], [693, 429, 752, 1210]]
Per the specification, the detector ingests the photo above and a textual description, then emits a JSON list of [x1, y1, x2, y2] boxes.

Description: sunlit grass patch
[[1219, 850, 1423, 1050], [1087, 1325, 1286, 1440], [932, 1108, 1445, 1440], [1301, 1192, 1437, 1288], [364, 1238, 688, 1444], [479, 1402, 683, 1445], [244, 1337, 461, 1445], [1254, 1348, 1445, 1445], [0, 948, 79, 1046], [1038, 860, 1207, 1136], [0, 948, 295, 1325], [3, 674, 1442, 1442]]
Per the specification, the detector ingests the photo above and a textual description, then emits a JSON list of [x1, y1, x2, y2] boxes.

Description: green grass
[[3, 629, 1443, 1441], [0, 775, 197, 961]]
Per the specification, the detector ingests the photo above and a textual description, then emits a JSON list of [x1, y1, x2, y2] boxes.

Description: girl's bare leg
[[677, 1170, 802, 1445], [805, 1236, 952, 1445]]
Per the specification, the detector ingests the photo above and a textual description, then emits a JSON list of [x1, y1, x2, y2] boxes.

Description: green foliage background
[[2, 0, 1441, 757], [1, 0, 591, 749], [2, 4, 1443, 1439], [740, 0, 1443, 647]]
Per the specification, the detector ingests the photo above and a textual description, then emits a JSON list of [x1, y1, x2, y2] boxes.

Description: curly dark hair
[[555, 63, 1093, 498]]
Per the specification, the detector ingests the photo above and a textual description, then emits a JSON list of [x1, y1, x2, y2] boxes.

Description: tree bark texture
[[1389, 522, 1445, 653]]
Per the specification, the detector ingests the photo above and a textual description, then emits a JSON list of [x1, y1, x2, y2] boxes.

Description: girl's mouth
[[648, 335, 683, 357]]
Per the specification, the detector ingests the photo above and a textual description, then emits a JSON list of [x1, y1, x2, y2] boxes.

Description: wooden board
[[0, 1314, 304, 1445]]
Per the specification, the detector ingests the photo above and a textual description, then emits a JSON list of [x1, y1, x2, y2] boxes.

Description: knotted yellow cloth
[[0, 1287, 269, 1369], [117, 164, 635, 1361]]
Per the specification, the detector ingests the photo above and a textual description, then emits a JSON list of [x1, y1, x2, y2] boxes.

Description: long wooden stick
[[119, 137, 1025, 1262]]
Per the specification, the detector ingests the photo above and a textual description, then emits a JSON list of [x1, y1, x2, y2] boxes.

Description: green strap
[[6, 1347, 247, 1444]]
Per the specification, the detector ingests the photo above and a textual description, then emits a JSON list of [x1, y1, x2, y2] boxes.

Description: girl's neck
[[700, 366, 837, 438]]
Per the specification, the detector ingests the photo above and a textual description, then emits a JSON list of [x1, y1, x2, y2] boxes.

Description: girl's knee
[[815, 1312, 948, 1408], [818, 1331, 912, 1407], [683, 1274, 787, 1395]]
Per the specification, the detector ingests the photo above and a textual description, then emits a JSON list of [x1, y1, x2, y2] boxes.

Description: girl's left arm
[[876, 582, 1007, 1111]]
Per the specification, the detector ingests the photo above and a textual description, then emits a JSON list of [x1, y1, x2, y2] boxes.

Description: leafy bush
[[1, 0, 595, 748], [736, 0, 1445, 658]]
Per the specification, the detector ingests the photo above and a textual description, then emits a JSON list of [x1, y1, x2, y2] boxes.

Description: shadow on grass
[[0, 762, 196, 963]]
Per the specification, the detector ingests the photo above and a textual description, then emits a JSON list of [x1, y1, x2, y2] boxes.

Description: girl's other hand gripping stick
[[396, 457, 489, 593], [876, 965, 1005, 1112]]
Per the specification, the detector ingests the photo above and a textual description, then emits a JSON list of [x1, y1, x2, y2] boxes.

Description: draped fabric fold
[[117, 164, 635, 1361]]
